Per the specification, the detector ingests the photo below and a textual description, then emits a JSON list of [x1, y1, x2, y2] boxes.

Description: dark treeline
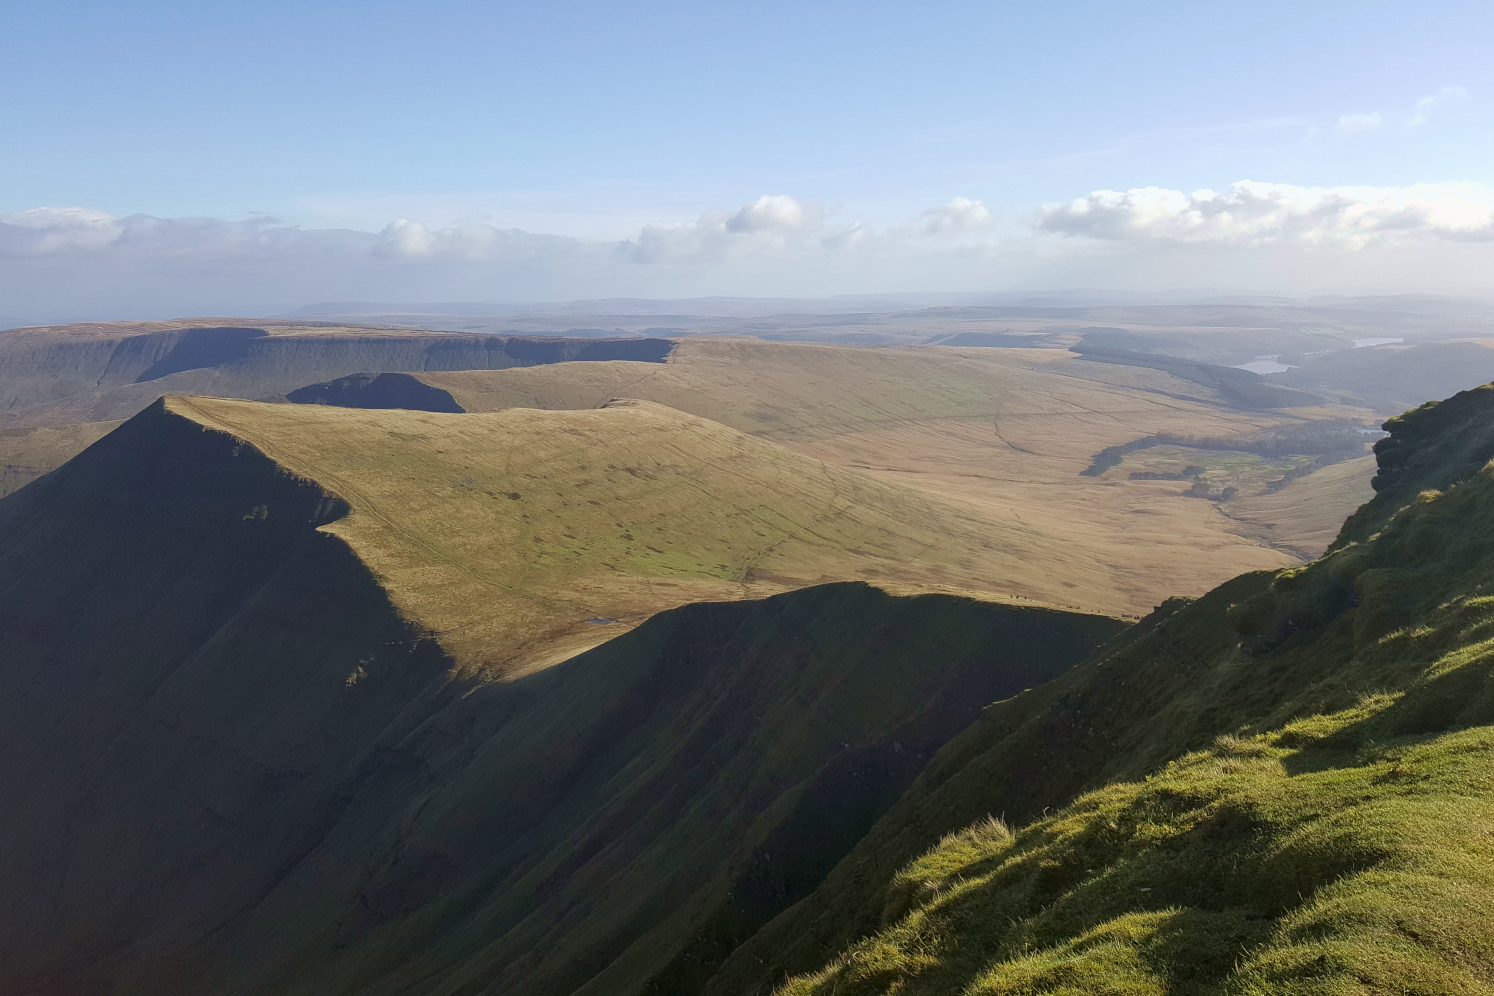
[[1080, 419, 1375, 477]]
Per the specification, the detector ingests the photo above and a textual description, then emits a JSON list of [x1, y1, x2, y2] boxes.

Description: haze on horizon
[[3, 0, 1494, 322]]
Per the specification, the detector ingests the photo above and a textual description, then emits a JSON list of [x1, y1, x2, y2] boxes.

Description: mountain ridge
[[713, 381, 1494, 994], [0, 399, 1123, 994]]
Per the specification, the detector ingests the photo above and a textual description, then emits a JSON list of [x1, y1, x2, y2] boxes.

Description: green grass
[[1108, 445, 1313, 495], [781, 697, 1494, 995], [760, 388, 1494, 996], [0, 420, 121, 496]]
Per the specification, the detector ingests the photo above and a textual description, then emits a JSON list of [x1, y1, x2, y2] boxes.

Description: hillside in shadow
[[0, 402, 1121, 995]]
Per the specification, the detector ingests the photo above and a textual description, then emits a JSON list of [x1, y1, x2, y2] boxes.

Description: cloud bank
[[0, 194, 998, 268], [1036, 181, 1494, 249], [0, 207, 584, 262], [2, 184, 1492, 321]]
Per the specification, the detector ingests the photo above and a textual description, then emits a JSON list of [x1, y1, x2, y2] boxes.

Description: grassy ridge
[[171, 395, 1067, 675], [0, 400, 462, 992], [413, 338, 1334, 614], [0, 399, 1124, 994], [712, 383, 1494, 994]]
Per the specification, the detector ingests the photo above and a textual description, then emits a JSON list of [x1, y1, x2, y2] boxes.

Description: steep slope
[[0, 405, 1123, 995], [715, 382, 1494, 994], [293, 338, 1333, 616], [167, 395, 1081, 673], [0, 403, 463, 993]]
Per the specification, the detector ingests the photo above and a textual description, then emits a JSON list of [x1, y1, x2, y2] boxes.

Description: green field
[[1106, 443, 1314, 493]]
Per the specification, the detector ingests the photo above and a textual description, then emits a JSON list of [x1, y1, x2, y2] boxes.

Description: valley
[[301, 337, 1377, 614], [10, 3, 1494, 991], [4, 298, 1494, 995]]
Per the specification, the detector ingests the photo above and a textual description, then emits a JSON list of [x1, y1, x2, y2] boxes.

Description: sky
[[3, 0, 1494, 320]]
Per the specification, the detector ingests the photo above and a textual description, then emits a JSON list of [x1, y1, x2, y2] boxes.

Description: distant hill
[[7, 328, 1367, 617], [1070, 343, 1322, 409], [0, 319, 672, 426], [0, 401, 1121, 994]]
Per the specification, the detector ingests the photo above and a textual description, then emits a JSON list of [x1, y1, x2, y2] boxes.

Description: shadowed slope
[[226, 585, 1120, 996], [715, 382, 1494, 994], [286, 371, 466, 412], [0, 400, 463, 992], [0, 406, 1122, 995]]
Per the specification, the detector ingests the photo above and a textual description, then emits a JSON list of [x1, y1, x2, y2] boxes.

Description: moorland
[[4, 294, 1494, 994]]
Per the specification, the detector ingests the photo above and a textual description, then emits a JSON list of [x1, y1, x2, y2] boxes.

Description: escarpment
[[0, 397, 1121, 996]]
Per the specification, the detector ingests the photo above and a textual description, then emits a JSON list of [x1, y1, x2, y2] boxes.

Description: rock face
[[0, 400, 1122, 995]]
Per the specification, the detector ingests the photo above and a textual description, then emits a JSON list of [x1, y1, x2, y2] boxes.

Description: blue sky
[[3, 0, 1494, 316]]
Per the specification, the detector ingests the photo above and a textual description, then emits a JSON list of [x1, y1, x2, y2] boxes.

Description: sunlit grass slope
[[411, 339, 1334, 615], [170, 395, 1048, 675], [711, 382, 1494, 995]]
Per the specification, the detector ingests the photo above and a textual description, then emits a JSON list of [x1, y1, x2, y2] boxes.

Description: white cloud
[[903, 196, 994, 237], [0, 207, 128, 255], [620, 195, 838, 263], [2, 195, 997, 270], [371, 218, 582, 261], [724, 194, 825, 234], [1036, 181, 1494, 249], [0, 207, 590, 263], [618, 194, 998, 262], [4, 184, 1493, 321], [0, 208, 370, 259]]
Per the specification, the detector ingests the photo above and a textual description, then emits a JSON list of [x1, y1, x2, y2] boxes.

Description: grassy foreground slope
[[0, 399, 1122, 995], [345, 339, 1338, 615], [171, 395, 1075, 673], [710, 383, 1494, 995]]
